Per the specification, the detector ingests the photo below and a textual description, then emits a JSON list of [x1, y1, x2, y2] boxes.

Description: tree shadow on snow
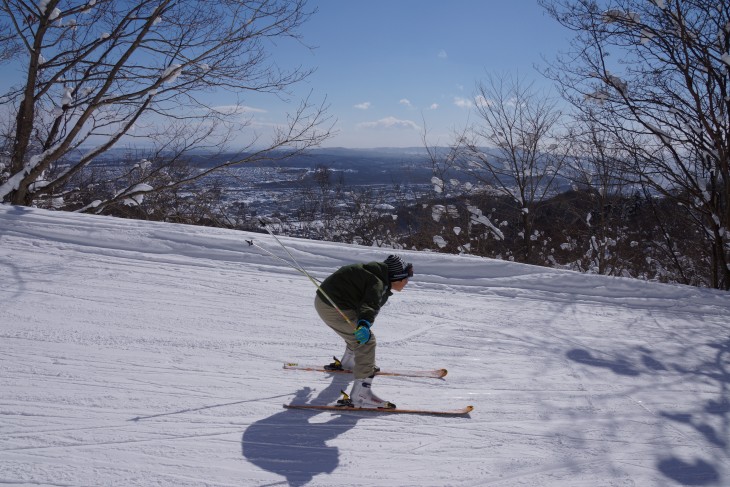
[[658, 458, 720, 486], [566, 348, 641, 376], [241, 374, 360, 487], [566, 339, 730, 486], [655, 338, 730, 486]]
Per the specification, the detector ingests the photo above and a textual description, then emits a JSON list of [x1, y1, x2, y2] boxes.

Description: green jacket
[[316, 262, 392, 324]]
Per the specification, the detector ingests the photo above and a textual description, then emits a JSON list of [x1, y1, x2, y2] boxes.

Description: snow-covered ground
[[1, 205, 729, 487]]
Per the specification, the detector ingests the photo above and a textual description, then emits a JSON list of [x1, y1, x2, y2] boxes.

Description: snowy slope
[[1, 205, 729, 487]]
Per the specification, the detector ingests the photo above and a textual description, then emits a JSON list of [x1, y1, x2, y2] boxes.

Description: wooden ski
[[283, 403, 473, 417]]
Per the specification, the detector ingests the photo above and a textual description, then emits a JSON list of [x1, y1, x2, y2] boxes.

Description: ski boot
[[324, 348, 380, 374], [347, 375, 396, 409], [324, 347, 355, 371], [336, 390, 354, 407]]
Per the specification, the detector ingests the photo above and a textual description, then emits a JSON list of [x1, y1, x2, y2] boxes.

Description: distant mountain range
[[72, 145, 569, 190], [77, 146, 446, 165]]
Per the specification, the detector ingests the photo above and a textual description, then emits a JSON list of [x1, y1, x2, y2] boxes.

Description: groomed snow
[[1, 205, 729, 486]]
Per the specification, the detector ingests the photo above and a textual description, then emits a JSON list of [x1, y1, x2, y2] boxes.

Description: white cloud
[[454, 96, 473, 109], [437, 49, 448, 59], [399, 98, 412, 107], [358, 116, 420, 131], [354, 101, 371, 110], [429, 103, 439, 110], [475, 95, 491, 108]]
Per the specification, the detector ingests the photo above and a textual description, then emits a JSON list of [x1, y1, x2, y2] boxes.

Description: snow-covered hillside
[[1, 205, 729, 486]]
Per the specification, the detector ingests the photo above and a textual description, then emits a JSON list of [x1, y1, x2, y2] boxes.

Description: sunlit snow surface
[[1, 205, 729, 486]]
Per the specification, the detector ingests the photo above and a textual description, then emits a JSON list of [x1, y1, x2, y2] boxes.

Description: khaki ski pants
[[314, 295, 377, 379]]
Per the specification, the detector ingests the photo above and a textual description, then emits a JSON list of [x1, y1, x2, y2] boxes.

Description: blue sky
[[241, 1, 574, 149], [1, 1, 574, 151]]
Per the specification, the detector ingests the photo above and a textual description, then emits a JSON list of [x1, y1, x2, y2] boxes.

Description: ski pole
[[252, 219, 356, 329], [246, 238, 310, 276]]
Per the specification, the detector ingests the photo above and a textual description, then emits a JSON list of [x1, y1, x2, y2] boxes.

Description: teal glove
[[354, 319, 372, 344]]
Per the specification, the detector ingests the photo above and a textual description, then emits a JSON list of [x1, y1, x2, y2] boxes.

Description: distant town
[[88, 146, 442, 216]]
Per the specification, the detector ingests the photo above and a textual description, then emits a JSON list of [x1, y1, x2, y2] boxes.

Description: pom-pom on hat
[[384, 254, 413, 282]]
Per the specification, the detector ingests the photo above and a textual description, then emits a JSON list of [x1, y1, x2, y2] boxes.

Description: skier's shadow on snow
[[242, 374, 361, 487]]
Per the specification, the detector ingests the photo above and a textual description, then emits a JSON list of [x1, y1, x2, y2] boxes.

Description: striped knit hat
[[384, 254, 413, 282]]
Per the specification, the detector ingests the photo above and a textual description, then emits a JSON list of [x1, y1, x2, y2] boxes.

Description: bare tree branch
[[540, 0, 730, 289], [0, 0, 332, 212], [459, 73, 569, 263]]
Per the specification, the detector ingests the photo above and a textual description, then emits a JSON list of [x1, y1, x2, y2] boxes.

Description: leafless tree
[[560, 113, 638, 275], [336, 187, 397, 247], [457, 73, 569, 264], [0, 0, 332, 212], [422, 136, 469, 253], [540, 0, 730, 289], [293, 163, 344, 239]]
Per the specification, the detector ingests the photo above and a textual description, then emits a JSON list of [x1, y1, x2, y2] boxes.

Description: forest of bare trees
[[538, 0, 729, 288], [0, 0, 332, 211], [412, 0, 728, 290]]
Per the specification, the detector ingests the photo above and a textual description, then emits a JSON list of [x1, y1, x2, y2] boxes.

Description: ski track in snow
[[1, 205, 729, 486]]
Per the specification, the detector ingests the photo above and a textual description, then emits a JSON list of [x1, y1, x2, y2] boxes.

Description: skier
[[314, 254, 413, 409]]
